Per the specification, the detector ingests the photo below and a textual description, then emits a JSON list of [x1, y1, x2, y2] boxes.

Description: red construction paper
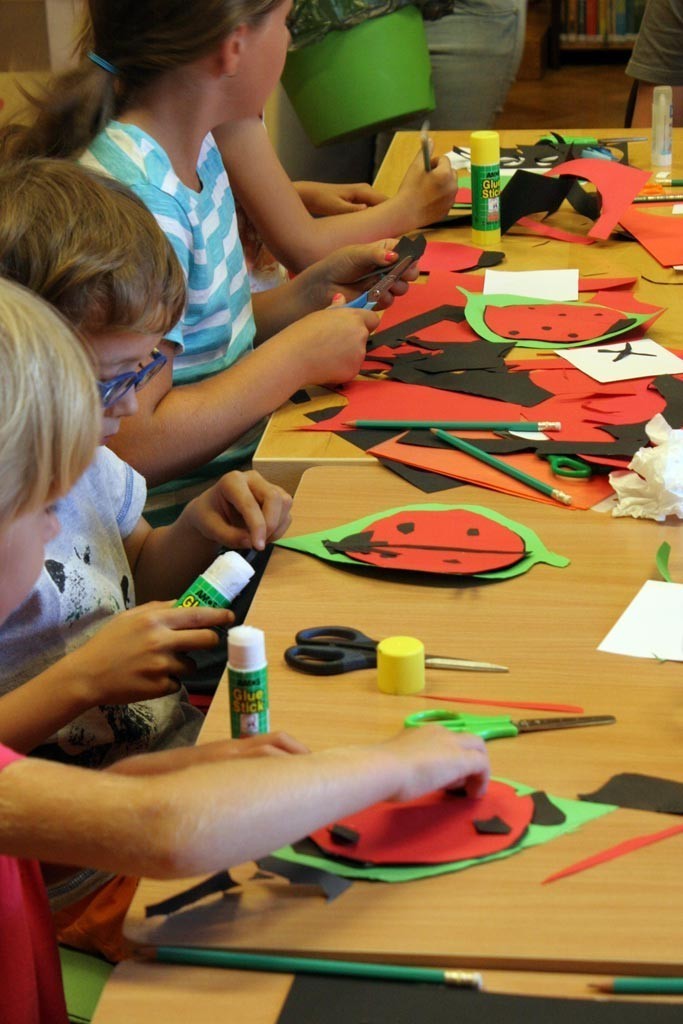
[[375, 273, 466, 333], [512, 216, 594, 245], [544, 158, 651, 239], [542, 822, 683, 884], [425, 695, 584, 713], [619, 207, 683, 267], [578, 277, 637, 292], [590, 289, 663, 326], [330, 508, 526, 575], [300, 380, 522, 433], [367, 435, 614, 510], [410, 319, 480, 344], [311, 781, 534, 866], [483, 300, 642, 344], [418, 241, 486, 273]]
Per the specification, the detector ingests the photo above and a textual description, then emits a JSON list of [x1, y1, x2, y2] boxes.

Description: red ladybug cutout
[[323, 509, 526, 575], [310, 781, 534, 865], [485, 303, 635, 343]]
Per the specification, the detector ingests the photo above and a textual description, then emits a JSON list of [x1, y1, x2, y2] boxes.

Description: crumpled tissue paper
[[610, 414, 683, 521]]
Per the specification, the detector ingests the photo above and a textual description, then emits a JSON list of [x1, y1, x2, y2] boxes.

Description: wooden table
[[253, 128, 683, 494], [94, 467, 683, 1021]]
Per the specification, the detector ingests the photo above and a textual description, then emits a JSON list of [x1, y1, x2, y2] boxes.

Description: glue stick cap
[[377, 636, 425, 695], [204, 552, 255, 603], [228, 624, 266, 671], [470, 130, 499, 166]]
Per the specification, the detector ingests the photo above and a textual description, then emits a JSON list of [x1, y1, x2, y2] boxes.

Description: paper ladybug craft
[[461, 290, 652, 351], [276, 503, 569, 581]]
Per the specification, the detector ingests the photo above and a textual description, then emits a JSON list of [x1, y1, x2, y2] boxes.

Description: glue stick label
[[471, 163, 501, 233], [177, 579, 228, 609], [228, 667, 269, 737]]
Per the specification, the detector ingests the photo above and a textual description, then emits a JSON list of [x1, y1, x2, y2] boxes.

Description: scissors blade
[[425, 656, 509, 673], [514, 715, 616, 732]]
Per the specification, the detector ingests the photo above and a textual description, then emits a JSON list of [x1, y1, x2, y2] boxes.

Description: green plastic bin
[[281, 5, 435, 146]]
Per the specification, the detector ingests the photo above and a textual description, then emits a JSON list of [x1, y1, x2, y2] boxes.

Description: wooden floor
[[496, 59, 632, 130]]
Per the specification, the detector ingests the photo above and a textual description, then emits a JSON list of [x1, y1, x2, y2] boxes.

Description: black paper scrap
[[500, 170, 574, 234], [395, 232, 427, 264], [376, 457, 466, 494], [333, 428, 398, 452], [397, 339, 512, 373], [145, 869, 239, 918], [256, 855, 352, 902], [530, 791, 567, 826], [386, 363, 552, 407], [652, 375, 683, 430], [473, 815, 512, 835], [329, 824, 360, 845], [290, 389, 312, 405], [276, 975, 683, 1024], [306, 405, 347, 423], [369, 305, 467, 347], [579, 773, 683, 815], [474, 250, 505, 269]]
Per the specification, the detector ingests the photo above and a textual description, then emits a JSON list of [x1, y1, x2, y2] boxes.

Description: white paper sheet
[[558, 339, 683, 384], [483, 269, 579, 302], [598, 580, 683, 661]]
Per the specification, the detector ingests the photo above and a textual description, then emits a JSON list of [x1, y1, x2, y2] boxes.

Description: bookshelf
[[554, 0, 645, 53]]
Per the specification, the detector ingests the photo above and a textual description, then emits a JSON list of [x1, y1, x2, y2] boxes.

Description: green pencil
[[154, 947, 483, 988], [591, 978, 683, 995], [430, 428, 572, 506], [345, 419, 561, 431]]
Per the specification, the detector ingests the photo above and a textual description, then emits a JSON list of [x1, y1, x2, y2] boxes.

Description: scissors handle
[[545, 454, 592, 479], [404, 709, 518, 740], [295, 626, 378, 650], [285, 645, 377, 676]]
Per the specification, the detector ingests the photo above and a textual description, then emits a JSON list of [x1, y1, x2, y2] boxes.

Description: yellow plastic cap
[[377, 636, 425, 695], [470, 130, 500, 166]]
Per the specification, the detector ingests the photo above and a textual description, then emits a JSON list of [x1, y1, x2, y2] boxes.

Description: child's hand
[[286, 305, 378, 387], [383, 724, 490, 803], [295, 180, 388, 216], [395, 149, 457, 228], [184, 470, 293, 551], [108, 732, 310, 775], [67, 603, 233, 706], [302, 240, 419, 310]]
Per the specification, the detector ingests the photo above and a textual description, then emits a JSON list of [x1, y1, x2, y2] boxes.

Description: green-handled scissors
[[540, 453, 592, 479], [404, 709, 616, 740]]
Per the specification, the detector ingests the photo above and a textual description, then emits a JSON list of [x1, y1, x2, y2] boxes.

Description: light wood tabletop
[[92, 466, 683, 1022], [253, 128, 683, 494]]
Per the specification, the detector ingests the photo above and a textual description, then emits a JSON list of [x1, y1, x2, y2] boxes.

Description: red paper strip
[[543, 823, 683, 884], [513, 216, 594, 245], [544, 158, 651, 239], [419, 241, 485, 274], [578, 277, 637, 292], [619, 207, 683, 268], [425, 695, 584, 714]]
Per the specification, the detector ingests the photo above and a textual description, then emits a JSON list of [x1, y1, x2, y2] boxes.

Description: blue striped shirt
[[81, 124, 263, 512]]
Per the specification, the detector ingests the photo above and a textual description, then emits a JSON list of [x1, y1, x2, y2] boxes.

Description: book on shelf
[[559, 0, 644, 44]]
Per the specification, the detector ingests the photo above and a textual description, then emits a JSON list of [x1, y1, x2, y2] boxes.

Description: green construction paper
[[656, 541, 673, 583], [275, 504, 569, 581], [274, 779, 616, 883], [460, 289, 652, 350]]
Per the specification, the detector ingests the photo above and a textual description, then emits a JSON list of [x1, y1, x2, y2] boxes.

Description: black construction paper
[[531, 791, 567, 826], [145, 869, 239, 918], [257, 855, 352, 902], [277, 975, 683, 1024], [579, 773, 683, 815], [376, 457, 465, 493], [473, 815, 512, 835]]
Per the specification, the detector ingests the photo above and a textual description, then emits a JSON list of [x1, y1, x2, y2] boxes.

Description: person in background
[[626, 0, 683, 127]]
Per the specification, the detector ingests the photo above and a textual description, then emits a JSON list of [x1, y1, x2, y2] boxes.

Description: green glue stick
[[176, 552, 255, 610], [470, 130, 501, 247], [227, 625, 269, 738]]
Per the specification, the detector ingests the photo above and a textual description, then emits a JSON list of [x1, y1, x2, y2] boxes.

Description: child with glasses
[[0, 276, 489, 1018], [0, 158, 293, 959]]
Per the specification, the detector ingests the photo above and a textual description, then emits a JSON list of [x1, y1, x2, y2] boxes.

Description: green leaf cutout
[[275, 503, 569, 581], [460, 289, 652, 350]]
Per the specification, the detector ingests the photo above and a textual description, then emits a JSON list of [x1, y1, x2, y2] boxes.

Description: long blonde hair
[[0, 0, 283, 159], [0, 279, 100, 528], [0, 159, 185, 336]]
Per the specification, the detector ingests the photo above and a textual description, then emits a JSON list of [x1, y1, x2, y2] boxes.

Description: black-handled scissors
[[285, 626, 379, 676], [284, 625, 508, 676]]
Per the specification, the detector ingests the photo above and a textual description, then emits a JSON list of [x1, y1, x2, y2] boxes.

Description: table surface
[[103, 466, 683, 1020], [253, 128, 683, 494], [95, 131, 683, 1021]]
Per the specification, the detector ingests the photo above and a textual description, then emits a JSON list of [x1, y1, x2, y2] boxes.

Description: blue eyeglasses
[[97, 349, 167, 409]]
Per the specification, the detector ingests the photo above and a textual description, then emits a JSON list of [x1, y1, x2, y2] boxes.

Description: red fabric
[[0, 744, 68, 1024], [311, 781, 534, 865]]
